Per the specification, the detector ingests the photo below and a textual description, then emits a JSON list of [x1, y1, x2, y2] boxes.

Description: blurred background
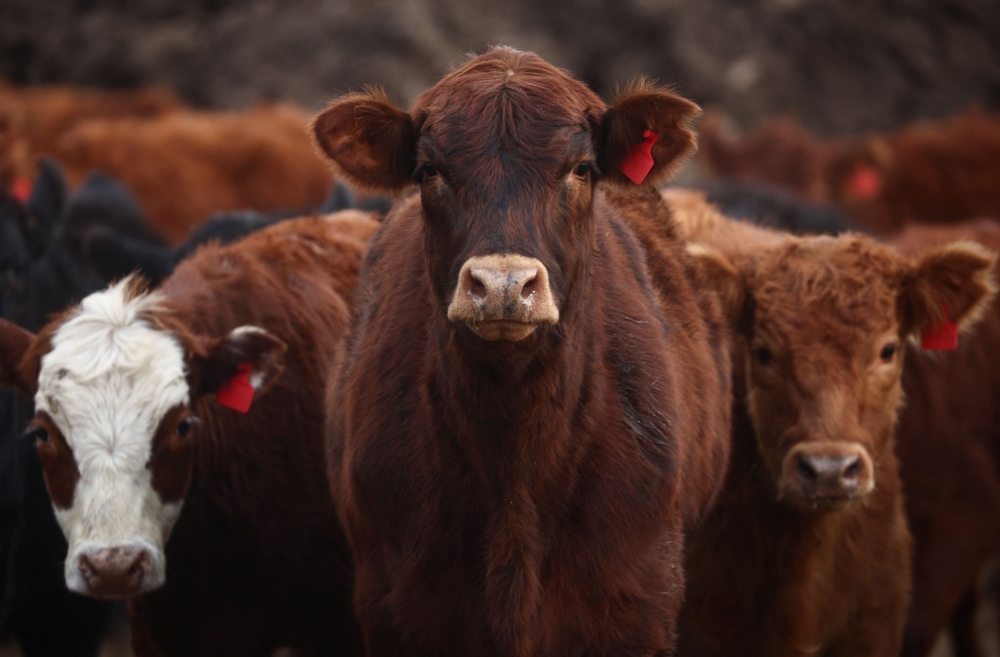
[[2, 0, 998, 135], [1, 1, 1000, 656]]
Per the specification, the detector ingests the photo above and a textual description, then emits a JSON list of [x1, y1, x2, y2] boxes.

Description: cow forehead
[[34, 282, 189, 460], [751, 237, 903, 336]]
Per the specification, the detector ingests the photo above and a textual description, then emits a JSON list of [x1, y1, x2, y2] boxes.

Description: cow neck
[[430, 252, 594, 474]]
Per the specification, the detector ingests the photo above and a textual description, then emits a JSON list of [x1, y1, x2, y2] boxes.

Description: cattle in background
[[0, 210, 379, 656], [690, 180, 857, 236], [54, 103, 335, 244], [669, 190, 997, 656], [701, 110, 1000, 235], [85, 182, 388, 286], [0, 83, 184, 191], [0, 164, 119, 657], [314, 47, 730, 656], [888, 219, 1000, 657]]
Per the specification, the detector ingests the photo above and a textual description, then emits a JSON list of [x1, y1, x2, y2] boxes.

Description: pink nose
[[78, 546, 150, 598]]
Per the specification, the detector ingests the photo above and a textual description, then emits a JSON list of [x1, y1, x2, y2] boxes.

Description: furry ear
[[311, 90, 417, 194], [597, 80, 701, 187], [686, 243, 747, 324], [0, 318, 37, 398], [903, 240, 997, 345], [192, 327, 287, 411]]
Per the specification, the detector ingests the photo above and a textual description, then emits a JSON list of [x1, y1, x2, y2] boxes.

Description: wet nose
[[447, 254, 559, 341], [795, 453, 862, 494], [78, 546, 150, 598], [467, 265, 539, 304]]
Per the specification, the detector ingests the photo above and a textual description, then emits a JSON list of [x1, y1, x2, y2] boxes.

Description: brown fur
[[670, 193, 996, 656], [0, 82, 184, 188], [316, 48, 728, 656], [888, 219, 1000, 657], [700, 110, 1000, 235], [3, 211, 379, 656], [54, 104, 335, 243]]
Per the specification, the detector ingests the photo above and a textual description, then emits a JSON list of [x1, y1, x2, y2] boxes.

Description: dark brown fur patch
[[32, 412, 79, 510], [147, 404, 195, 504]]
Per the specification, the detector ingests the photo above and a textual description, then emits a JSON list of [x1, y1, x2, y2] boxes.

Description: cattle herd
[[0, 47, 998, 657]]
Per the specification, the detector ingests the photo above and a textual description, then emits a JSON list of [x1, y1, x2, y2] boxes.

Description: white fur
[[35, 280, 188, 595]]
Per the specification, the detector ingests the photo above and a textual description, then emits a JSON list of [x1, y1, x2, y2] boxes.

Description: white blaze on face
[[34, 281, 189, 595]]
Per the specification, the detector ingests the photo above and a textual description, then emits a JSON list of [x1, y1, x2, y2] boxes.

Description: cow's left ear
[[903, 241, 997, 344], [596, 80, 701, 187], [0, 318, 37, 398], [193, 327, 287, 411]]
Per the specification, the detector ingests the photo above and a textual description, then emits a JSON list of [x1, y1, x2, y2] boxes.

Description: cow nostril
[[128, 564, 142, 579], [521, 275, 537, 300], [468, 275, 487, 300], [796, 456, 817, 483], [842, 458, 861, 480]]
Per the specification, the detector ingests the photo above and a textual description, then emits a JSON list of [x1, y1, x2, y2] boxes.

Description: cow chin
[[467, 320, 539, 342]]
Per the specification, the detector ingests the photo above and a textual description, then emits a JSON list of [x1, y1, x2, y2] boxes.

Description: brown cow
[[701, 110, 1000, 235], [313, 47, 731, 656], [668, 190, 997, 657], [0, 210, 379, 656], [0, 83, 184, 190], [889, 219, 1000, 657], [54, 103, 335, 243]]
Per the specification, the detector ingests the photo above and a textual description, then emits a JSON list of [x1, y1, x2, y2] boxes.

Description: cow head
[[0, 277, 286, 598], [691, 235, 995, 510], [312, 47, 698, 350]]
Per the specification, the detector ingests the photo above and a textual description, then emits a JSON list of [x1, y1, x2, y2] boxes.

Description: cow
[[85, 182, 388, 286], [0, 210, 379, 656], [53, 103, 335, 244], [0, 83, 184, 191], [689, 180, 857, 236], [312, 47, 731, 656], [668, 189, 997, 657], [700, 109, 1000, 236], [888, 219, 1000, 657]]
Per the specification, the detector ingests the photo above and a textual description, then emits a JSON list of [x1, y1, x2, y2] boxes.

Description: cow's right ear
[[0, 318, 37, 398], [311, 90, 417, 194], [686, 243, 747, 325]]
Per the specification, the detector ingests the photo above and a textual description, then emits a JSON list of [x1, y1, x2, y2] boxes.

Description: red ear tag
[[620, 129, 659, 185], [216, 363, 255, 413], [921, 303, 958, 350], [846, 165, 882, 200], [10, 177, 32, 204]]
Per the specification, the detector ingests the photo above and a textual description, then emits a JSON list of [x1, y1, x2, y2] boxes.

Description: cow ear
[[686, 243, 747, 324], [597, 80, 701, 187], [903, 241, 997, 345], [311, 90, 417, 194], [193, 327, 287, 408], [0, 318, 37, 398]]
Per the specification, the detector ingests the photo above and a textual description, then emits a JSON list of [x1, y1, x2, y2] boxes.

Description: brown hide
[[671, 192, 996, 657], [701, 110, 1000, 235], [319, 48, 727, 657], [54, 104, 335, 243], [0, 83, 184, 188], [15, 212, 378, 656], [890, 220, 1000, 657]]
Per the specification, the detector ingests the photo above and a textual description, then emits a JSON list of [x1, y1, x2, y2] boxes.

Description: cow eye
[[879, 343, 897, 362], [412, 162, 438, 182], [23, 426, 49, 443], [755, 347, 773, 365], [176, 417, 200, 437]]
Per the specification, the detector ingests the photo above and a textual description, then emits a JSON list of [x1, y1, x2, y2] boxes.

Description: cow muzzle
[[68, 543, 165, 598], [447, 254, 559, 341], [781, 442, 875, 508]]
